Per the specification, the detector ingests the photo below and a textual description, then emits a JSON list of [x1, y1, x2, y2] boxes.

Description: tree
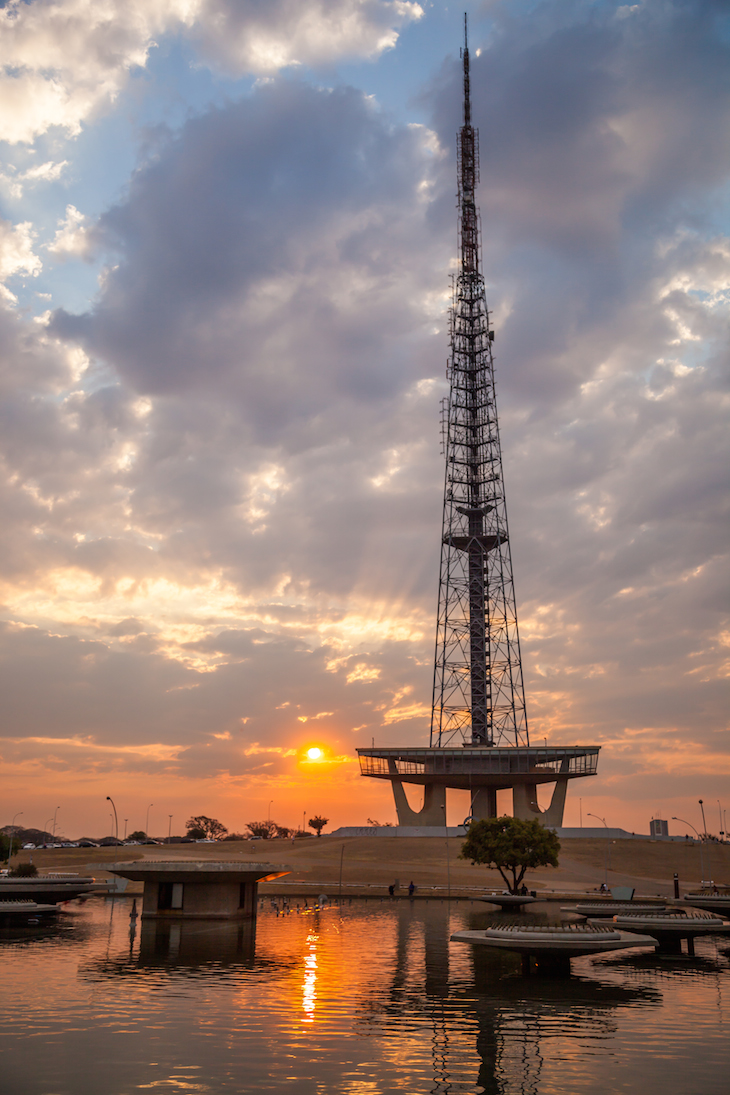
[[9, 862, 38, 878], [308, 815, 329, 837], [185, 815, 228, 840], [459, 816, 560, 894], [245, 820, 277, 840], [127, 830, 147, 842]]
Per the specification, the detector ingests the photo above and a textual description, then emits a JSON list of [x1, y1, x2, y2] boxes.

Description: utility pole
[[431, 13, 528, 751]]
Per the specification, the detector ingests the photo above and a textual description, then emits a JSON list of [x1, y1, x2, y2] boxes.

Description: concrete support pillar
[[513, 777, 568, 827], [471, 787, 497, 820], [390, 779, 446, 826]]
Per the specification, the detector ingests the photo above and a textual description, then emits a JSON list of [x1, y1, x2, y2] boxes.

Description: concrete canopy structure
[[358, 745, 599, 826], [358, 20, 600, 829], [103, 861, 289, 920]]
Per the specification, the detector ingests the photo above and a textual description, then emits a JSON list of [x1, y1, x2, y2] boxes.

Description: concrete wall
[[331, 826, 467, 838], [142, 879, 258, 919]]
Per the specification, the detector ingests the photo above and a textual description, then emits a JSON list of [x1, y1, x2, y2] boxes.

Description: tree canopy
[[459, 816, 560, 894], [308, 815, 329, 837], [127, 830, 146, 842], [246, 820, 277, 839], [185, 815, 228, 840]]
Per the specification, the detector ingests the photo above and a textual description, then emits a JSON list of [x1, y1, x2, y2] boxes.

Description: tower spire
[[430, 19, 529, 748]]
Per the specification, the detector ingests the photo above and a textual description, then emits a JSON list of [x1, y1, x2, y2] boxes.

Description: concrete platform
[[101, 861, 290, 920], [451, 923, 658, 973], [597, 911, 730, 955], [568, 901, 667, 917], [0, 900, 59, 924], [0, 875, 107, 904], [679, 893, 730, 916], [477, 893, 536, 910]]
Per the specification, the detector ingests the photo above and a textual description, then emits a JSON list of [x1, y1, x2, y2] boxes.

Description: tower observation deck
[[358, 17, 600, 827]]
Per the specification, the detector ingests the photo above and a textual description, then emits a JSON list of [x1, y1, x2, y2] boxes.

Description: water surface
[[2, 896, 728, 1094]]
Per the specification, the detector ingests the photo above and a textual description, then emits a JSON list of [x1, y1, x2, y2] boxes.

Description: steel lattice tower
[[430, 17, 529, 749]]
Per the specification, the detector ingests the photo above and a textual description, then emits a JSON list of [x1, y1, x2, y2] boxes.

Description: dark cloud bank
[[2, 0, 727, 819]]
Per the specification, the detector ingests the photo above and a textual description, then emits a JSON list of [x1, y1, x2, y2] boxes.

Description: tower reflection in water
[[356, 901, 662, 1095]]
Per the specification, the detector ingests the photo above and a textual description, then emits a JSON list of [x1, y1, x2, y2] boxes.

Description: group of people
[[388, 881, 416, 897]]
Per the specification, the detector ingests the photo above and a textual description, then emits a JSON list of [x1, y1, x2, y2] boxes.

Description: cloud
[[0, 218, 42, 302], [189, 0, 423, 75], [0, 0, 727, 831], [0, 0, 421, 143], [47, 205, 97, 261]]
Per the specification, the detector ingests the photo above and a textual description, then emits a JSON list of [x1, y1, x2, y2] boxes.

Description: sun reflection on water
[[301, 932, 319, 1023]]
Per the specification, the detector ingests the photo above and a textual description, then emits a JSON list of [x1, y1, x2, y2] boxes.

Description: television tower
[[357, 19, 599, 827], [430, 15, 529, 749]]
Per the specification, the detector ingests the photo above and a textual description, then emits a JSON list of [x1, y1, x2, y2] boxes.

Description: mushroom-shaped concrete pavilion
[[103, 861, 289, 920]]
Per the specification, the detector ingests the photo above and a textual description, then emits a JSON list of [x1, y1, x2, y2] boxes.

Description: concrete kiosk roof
[[99, 861, 290, 883]]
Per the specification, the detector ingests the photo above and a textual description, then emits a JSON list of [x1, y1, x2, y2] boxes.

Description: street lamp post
[[168, 815, 173, 843], [52, 806, 60, 840], [718, 800, 724, 839], [699, 799, 707, 839], [7, 811, 23, 860], [123, 819, 128, 840], [268, 801, 274, 823], [302, 811, 306, 835], [587, 813, 609, 887], [146, 803, 154, 839], [672, 817, 706, 884], [106, 796, 119, 842]]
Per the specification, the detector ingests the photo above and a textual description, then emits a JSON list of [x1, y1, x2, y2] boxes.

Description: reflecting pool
[[2, 896, 728, 1094]]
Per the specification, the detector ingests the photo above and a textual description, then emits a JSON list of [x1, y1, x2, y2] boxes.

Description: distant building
[[650, 818, 669, 837]]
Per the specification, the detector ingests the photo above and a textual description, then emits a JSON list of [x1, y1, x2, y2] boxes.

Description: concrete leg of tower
[[390, 780, 447, 827], [471, 787, 498, 820], [513, 779, 568, 827]]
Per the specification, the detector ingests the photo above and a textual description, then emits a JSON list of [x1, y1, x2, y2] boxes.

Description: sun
[[306, 747, 323, 760]]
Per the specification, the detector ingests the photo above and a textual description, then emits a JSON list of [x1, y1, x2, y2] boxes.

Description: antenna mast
[[430, 15, 529, 748]]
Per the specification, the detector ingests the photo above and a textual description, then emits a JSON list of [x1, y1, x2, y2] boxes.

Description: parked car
[[77, 841, 99, 848], [22, 843, 36, 850]]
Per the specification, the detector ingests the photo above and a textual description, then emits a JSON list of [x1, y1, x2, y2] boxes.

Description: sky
[[0, 0, 728, 842]]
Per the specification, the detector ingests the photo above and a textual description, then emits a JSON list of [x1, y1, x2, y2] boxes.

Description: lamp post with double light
[[106, 796, 118, 842], [698, 799, 707, 839], [672, 817, 705, 884], [587, 813, 610, 887]]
